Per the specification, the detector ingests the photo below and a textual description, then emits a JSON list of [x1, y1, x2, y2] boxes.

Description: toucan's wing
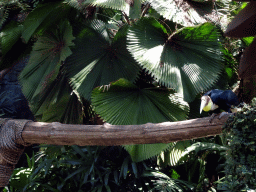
[[223, 90, 239, 106], [206, 89, 223, 104]]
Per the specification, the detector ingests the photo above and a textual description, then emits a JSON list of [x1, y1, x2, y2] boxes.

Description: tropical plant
[[0, 0, 243, 191]]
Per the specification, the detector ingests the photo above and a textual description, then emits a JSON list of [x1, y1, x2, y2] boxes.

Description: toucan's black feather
[[204, 89, 239, 113]]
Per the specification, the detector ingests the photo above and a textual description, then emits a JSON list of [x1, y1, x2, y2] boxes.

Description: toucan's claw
[[209, 112, 229, 123], [209, 113, 218, 123], [218, 112, 229, 119]]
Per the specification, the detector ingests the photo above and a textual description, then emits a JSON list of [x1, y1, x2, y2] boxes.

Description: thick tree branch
[[21, 114, 231, 146], [0, 114, 231, 188]]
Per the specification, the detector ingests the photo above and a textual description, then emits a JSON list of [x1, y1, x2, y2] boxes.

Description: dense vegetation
[[0, 0, 253, 191]]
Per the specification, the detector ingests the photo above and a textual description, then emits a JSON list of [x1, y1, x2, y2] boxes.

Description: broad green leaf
[[79, 0, 129, 11], [34, 75, 83, 124], [125, 143, 175, 163], [22, 1, 71, 43], [66, 20, 140, 100], [91, 78, 189, 161], [181, 142, 228, 159], [20, 20, 75, 101], [148, 0, 204, 26], [158, 140, 192, 167], [0, 21, 22, 56], [127, 18, 223, 102], [0, 21, 25, 70], [242, 36, 254, 47], [75, 0, 146, 19], [148, 0, 224, 27], [92, 78, 189, 124]]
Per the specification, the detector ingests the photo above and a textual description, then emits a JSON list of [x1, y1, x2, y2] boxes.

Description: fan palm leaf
[[158, 140, 192, 167], [0, 21, 22, 56], [21, 1, 73, 43], [127, 17, 223, 102], [77, 0, 129, 10], [19, 20, 75, 101], [0, 21, 24, 70], [30, 70, 83, 124], [65, 20, 140, 100], [148, 0, 228, 27], [91, 78, 189, 161], [142, 170, 194, 191]]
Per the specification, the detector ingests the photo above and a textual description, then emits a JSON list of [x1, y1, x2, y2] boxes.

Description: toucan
[[200, 89, 239, 114]]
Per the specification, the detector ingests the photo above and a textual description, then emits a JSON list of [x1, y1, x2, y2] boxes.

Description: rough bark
[[21, 113, 231, 146]]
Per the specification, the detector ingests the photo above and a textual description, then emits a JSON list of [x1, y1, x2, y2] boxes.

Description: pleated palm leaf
[[0, 21, 24, 70], [127, 17, 223, 102], [91, 78, 189, 162], [158, 140, 192, 167], [147, 0, 229, 27], [67, 0, 129, 11], [31, 73, 83, 124], [19, 20, 75, 101], [21, 1, 74, 43], [65, 20, 140, 100]]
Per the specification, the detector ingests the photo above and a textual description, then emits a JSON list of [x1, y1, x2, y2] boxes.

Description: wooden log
[[22, 113, 231, 146]]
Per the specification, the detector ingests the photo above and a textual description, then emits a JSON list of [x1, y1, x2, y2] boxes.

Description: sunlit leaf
[[148, 0, 226, 27], [158, 140, 192, 167], [127, 18, 223, 102]]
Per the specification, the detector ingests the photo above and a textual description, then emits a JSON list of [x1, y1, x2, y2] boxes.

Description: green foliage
[[147, 0, 207, 26], [92, 78, 189, 162], [92, 78, 189, 124], [20, 20, 75, 100], [157, 140, 193, 167], [21, 1, 72, 43], [6, 145, 159, 191], [5, 153, 35, 192], [220, 100, 256, 191], [1, 0, 243, 191], [66, 21, 140, 100], [0, 21, 23, 56], [142, 170, 194, 191], [127, 18, 223, 102]]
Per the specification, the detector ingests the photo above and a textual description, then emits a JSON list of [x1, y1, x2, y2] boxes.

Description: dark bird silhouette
[[200, 89, 239, 114]]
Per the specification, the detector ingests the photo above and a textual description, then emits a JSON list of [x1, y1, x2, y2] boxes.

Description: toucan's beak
[[200, 97, 207, 114]]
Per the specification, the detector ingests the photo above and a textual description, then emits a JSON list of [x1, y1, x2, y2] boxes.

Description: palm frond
[[82, 0, 129, 11], [66, 20, 140, 100], [19, 20, 75, 101], [125, 143, 175, 163], [21, 1, 72, 43], [91, 78, 189, 124], [91, 78, 189, 161], [0, 21, 23, 56], [127, 18, 223, 102], [148, 0, 228, 27], [181, 142, 228, 158], [158, 140, 192, 167], [30, 71, 83, 124], [143, 170, 194, 191]]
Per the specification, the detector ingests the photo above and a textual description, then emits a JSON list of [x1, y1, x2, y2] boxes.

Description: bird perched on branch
[[200, 89, 240, 116]]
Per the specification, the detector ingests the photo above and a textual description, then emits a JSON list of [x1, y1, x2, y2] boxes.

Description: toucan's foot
[[218, 112, 229, 119], [209, 112, 229, 123], [209, 113, 218, 123]]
